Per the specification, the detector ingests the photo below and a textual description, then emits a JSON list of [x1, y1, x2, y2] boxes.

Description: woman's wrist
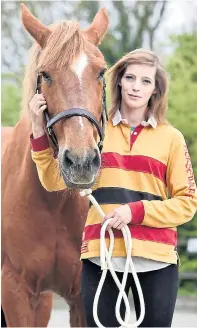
[[32, 124, 45, 139]]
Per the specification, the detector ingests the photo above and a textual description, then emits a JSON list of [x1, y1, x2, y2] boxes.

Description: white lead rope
[[80, 189, 145, 328]]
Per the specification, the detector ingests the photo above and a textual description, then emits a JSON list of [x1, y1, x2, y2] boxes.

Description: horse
[[1, 3, 109, 327]]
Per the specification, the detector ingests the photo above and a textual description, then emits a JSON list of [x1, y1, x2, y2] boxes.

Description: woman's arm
[[29, 93, 66, 192], [31, 134, 67, 192], [129, 130, 197, 228]]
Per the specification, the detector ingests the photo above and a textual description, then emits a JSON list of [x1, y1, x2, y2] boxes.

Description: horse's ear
[[83, 8, 109, 45], [20, 3, 51, 48]]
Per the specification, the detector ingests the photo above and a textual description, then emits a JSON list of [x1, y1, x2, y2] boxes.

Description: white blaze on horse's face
[[71, 53, 88, 87], [71, 52, 89, 131]]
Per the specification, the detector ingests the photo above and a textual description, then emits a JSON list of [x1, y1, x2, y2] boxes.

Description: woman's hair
[[108, 48, 168, 124]]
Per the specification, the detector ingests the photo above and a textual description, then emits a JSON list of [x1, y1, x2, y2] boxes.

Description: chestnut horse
[[1, 4, 108, 327]]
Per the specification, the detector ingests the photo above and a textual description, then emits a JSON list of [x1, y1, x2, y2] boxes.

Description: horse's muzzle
[[60, 148, 101, 189]]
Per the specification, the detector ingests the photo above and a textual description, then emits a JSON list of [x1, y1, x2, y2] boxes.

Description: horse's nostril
[[63, 150, 75, 168], [92, 148, 100, 169]]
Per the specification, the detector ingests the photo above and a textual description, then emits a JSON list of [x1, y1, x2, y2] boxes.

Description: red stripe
[[101, 152, 166, 184], [84, 224, 177, 246]]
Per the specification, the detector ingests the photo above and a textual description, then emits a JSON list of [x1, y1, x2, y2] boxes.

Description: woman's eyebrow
[[143, 76, 153, 81], [125, 72, 153, 81]]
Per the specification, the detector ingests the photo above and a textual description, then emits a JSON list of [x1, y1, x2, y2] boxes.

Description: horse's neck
[[9, 117, 38, 182], [12, 116, 71, 209], [3, 117, 87, 226], [13, 116, 32, 154]]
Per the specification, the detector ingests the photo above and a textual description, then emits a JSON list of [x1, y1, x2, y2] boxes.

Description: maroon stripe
[[101, 153, 166, 184], [128, 201, 145, 224], [30, 133, 50, 151], [130, 125, 144, 150], [84, 224, 177, 246]]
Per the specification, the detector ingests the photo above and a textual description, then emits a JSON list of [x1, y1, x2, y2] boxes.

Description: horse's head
[[21, 4, 109, 189]]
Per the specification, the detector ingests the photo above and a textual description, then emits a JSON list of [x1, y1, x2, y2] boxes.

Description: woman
[[29, 49, 197, 327]]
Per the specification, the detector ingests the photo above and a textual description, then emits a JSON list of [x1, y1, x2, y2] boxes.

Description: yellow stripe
[[104, 121, 171, 164], [86, 205, 177, 233], [87, 204, 125, 224], [81, 238, 177, 264]]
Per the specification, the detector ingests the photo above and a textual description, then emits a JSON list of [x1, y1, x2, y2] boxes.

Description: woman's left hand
[[102, 205, 132, 230]]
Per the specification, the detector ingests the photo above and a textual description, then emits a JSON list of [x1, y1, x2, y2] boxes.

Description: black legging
[[81, 259, 179, 327], [1, 307, 6, 328]]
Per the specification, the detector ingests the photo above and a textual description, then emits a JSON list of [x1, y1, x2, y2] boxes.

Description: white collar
[[112, 110, 157, 129]]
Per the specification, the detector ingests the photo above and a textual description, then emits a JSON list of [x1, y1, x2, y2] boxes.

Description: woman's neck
[[120, 103, 147, 127]]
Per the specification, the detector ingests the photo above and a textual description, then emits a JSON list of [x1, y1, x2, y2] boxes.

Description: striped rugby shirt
[[30, 113, 197, 265], [90, 111, 170, 272]]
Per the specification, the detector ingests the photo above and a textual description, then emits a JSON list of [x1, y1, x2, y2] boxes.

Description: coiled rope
[[80, 189, 145, 328]]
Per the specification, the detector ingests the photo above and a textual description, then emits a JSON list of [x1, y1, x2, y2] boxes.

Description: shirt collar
[[112, 110, 157, 129]]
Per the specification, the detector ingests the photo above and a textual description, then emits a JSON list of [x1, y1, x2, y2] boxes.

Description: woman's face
[[119, 64, 156, 110]]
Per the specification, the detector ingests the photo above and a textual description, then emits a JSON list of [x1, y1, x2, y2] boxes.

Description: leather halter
[[36, 73, 108, 153]]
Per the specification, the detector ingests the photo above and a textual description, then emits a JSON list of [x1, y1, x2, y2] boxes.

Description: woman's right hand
[[29, 93, 47, 138]]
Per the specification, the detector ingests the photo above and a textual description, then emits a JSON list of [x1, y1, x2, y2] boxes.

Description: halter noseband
[[36, 73, 108, 153]]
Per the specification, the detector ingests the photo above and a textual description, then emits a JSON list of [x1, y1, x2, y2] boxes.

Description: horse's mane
[[21, 21, 85, 117]]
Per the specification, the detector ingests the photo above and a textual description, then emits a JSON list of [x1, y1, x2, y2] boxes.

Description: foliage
[[165, 33, 197, 292], [1, 0, 167, 71], [1, 72, 23, 126], [1, 1, 76, 71], [167, 34, 197, 176], [73, 0, 167, 65]]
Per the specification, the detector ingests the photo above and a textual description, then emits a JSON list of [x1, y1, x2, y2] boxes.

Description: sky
[[154, 0, 197, 55], [158, 0, 197, 35]]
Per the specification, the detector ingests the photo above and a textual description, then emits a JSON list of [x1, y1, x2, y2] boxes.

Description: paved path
[[48, 295, 197, 327]]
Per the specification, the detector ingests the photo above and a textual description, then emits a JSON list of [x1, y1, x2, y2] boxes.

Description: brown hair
[[108, 48, 168, 124]]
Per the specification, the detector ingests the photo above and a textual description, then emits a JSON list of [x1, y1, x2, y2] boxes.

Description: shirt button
[[133, 132, 137, 135]]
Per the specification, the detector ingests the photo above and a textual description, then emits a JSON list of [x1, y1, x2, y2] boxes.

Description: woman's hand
[[29, 93, 47, 138], [102, 204, 132, 230]]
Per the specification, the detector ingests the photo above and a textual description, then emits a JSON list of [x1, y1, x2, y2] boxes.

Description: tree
[[73, 0, 167, 65], [1, 0, 167, 72], [167, 33, 197, 178], [166, 33, 197, 289], [1, 1, 74, 72]]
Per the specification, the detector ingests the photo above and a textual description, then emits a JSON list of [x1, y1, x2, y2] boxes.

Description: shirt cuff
[[128, 201, 145, 225], [30, 133, 50, 151]]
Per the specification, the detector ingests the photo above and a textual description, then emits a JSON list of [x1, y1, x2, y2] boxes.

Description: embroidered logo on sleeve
[[184, 145, 196, 198]]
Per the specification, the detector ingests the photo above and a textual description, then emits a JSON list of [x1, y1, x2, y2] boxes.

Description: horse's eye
[[98, 68, 106, 81], [41, 72, 52, 84]]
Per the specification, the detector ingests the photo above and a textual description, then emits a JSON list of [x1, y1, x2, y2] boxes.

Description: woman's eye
[[143, 79, 151, 84], [125, 75, 133, 80]]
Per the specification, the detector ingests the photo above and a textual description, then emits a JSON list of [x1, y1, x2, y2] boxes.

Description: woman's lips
[[128, 94, 142, 99]]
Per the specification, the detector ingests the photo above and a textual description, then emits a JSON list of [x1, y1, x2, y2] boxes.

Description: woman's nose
[[132, 86, 140, 92], [132, 80, 140, 92]]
